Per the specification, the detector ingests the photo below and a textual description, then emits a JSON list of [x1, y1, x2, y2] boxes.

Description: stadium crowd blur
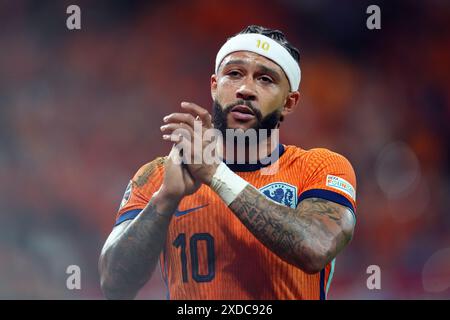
[[0, 0, 449, 299]]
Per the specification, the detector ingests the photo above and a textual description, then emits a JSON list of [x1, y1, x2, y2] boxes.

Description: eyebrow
[[222, 59, 282, 81]]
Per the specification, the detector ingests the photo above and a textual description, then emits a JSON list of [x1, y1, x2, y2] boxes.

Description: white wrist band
[[210, 162, 249, 206]]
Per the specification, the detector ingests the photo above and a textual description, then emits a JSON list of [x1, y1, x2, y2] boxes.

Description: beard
[[211, 99, 282, 138]]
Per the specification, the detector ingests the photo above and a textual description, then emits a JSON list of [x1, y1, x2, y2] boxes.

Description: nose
[[236, 78, 257, 101]]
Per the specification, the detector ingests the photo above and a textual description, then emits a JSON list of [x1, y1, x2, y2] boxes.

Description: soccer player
[[99, 25, 357, 300]]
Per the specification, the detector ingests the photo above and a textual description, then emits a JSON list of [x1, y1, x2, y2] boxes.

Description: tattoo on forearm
[[100, 200, 171, 298], [229, 186, 354, 271]]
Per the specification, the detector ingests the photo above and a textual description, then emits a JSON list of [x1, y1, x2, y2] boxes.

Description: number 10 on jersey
[[172, 233, 215, 283]]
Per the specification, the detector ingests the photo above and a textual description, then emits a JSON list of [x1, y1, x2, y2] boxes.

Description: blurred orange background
[[0, 0, 449, 299]]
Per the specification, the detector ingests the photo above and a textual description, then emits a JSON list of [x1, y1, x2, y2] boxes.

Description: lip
[[231, 105, 255, 115], [231, 112, 255, 121], [230, 105, 255, 121]]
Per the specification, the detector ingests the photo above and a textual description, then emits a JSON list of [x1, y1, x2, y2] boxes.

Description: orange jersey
[[115, 144, 357, 300]]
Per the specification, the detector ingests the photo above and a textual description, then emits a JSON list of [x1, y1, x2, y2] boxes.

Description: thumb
[[168, 144, 183, 166]]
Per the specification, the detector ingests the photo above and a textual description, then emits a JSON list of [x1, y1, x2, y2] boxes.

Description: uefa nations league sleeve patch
[[326, 175, 356, 201], [119, 180, 133, 210]]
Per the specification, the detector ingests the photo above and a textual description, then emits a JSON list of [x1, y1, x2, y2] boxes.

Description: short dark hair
[[233, 25, 300, 63]]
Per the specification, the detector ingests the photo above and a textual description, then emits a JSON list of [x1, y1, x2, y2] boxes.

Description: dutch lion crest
[[260, 182, 298, 208]]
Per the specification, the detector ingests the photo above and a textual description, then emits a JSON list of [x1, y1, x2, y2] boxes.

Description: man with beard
[[99, 25, 357, 300]]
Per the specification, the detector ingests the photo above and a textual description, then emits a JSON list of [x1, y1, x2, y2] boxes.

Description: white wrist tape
[[215, 33, 301, 91], [210, 162, 249, 206]]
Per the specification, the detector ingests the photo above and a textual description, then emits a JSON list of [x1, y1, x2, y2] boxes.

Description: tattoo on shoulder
[[135, 157, 166, 187]]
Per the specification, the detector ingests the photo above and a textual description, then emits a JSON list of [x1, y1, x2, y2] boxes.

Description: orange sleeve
[[115, 157, 166, 226], [299, 148, 357, 215]]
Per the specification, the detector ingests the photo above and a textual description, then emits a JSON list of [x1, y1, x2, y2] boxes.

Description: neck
[[218, 131, 279, 165]]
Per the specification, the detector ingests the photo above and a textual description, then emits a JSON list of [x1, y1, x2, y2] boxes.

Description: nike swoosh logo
[[175, 204, 209, 217]]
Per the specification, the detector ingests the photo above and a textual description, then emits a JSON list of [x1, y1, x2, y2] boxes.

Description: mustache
[[223, 100, 263, 120]]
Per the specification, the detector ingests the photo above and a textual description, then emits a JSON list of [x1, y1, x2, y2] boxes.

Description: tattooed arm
[[99, 147, 200, 299], [99, 191, 178, 299], [228, 186, 355, 274]]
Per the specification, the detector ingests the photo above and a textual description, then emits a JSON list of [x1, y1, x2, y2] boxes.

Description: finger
[[181, 102, 212, 126], [160, 123, 194, 135], [180, 102, 212, 128], [168, 144, 183, 165], [163, 113, 196, 128], [163, 133, 184, 143], [162, 127, 194, 152]]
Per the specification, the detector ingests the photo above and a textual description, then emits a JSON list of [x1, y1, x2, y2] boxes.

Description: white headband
[[215, 33, 301, 91]]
